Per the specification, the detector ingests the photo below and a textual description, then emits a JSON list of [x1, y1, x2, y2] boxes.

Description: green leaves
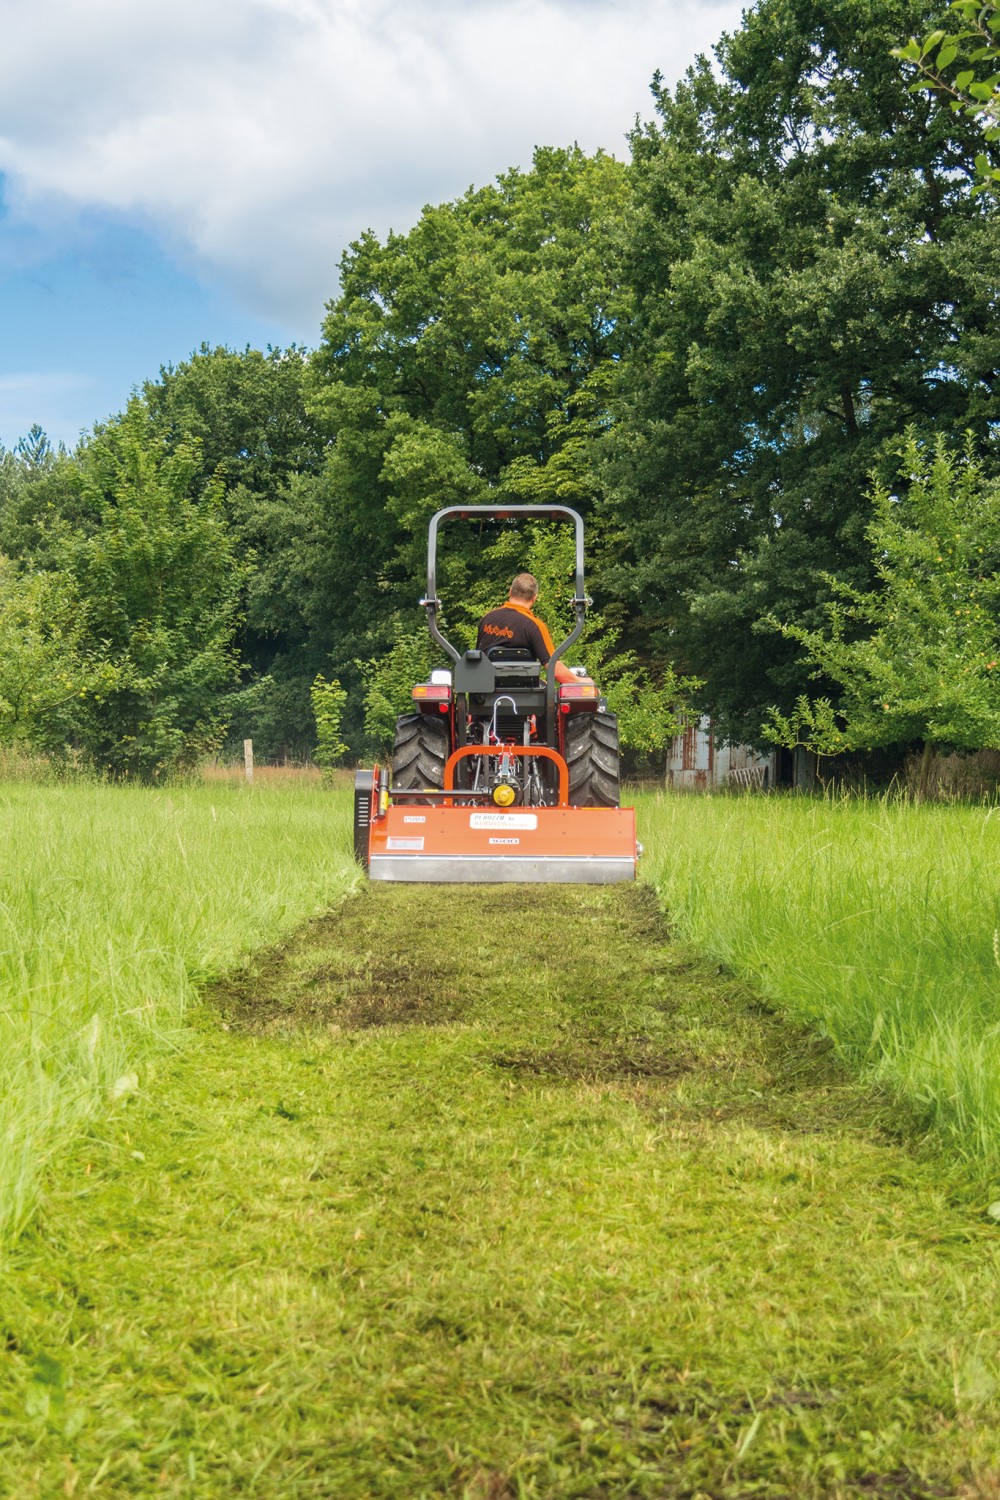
[[0, 558, 117, 752], [283, 146, 633, 754], [607, 0, 1000, 745], [894, 1, 1000, 189], [764, 435, 1000, 759], [310, 675, 349, 772], [1, 3, 997, 772], [59, 401, 245, 779], [763, 695, 852, 761], [358, 628, 437, 749]]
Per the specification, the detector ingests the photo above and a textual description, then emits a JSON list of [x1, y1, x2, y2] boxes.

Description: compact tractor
[[354, 504, 637, 882]]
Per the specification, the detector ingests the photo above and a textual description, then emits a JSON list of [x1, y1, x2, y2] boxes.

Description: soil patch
[[210, 893, 470, 1032], [490, 1041, 693, 1081]]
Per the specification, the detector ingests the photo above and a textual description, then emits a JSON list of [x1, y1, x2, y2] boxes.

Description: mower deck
[[367, 802, 637, 884]]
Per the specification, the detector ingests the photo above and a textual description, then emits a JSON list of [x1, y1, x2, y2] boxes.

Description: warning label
[[469, 813, 538, 830]]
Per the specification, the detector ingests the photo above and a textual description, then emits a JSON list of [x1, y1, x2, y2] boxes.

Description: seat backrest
[[487, 646, 534, 663]]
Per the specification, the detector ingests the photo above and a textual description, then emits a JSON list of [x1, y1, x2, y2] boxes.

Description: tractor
[[354, 504, 637, 882]]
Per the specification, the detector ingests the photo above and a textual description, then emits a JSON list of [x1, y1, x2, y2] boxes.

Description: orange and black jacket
[[476, 601, 576, 683]]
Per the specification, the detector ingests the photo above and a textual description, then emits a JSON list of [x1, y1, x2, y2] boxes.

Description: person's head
[[508, 572, 538, 605]]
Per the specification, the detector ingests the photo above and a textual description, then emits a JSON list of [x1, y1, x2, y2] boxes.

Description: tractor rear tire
[[564, 711, 621, 807], [392, 712, 449, 790]]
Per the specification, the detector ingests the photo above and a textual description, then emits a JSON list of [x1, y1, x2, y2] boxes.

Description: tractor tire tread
[[392, 713, 449, 790], [564, 712, 620, 808]]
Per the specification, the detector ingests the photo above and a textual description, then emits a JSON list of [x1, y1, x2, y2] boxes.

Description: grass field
[[0, 780, 357, 1244], [5, 781, 1000, 1493], [4, 883, 1000, 1498], [638, 789, 1000, 1169]]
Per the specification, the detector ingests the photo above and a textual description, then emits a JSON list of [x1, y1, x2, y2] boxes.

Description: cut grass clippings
[[4, 883, 1000, 1498]]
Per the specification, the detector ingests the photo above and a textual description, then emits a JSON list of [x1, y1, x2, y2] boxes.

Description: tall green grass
[[638, 790, 1000, 1167], [0, 781, 357, 1243]]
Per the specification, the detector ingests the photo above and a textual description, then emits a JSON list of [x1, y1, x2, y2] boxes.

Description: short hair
[[509, 572, 538, 603]]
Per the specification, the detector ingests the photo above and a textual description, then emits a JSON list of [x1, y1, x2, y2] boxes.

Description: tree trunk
[[916, 740, 934, 802]]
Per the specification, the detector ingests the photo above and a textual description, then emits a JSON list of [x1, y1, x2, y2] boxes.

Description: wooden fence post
[[244, 738, 254, 783]]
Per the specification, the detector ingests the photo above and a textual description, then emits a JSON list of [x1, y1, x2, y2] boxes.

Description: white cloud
[[0, 0, 743, 333]]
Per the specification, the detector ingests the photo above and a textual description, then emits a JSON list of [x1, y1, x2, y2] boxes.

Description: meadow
[[4, 781, 1000, 1494], [0, 779, 358, 1245], [638, 788, 1000, 1171], [5, 882, 1000, 1497], [6, 778, 1000, 1256]]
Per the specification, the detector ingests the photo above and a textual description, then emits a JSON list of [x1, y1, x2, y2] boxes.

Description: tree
[[141, 344, 319, 497], [764, 434, 1000, 796], [258, 146, 632, 754], [605, 0, 1000, 745], [0, 428, 83, 568], [137, 345, 328, 758], [894, 1, 1000, 189], [310, 674, 348, 776], [309, 147, 629, 497], [14, 424, 55, 472], [0, 558, 115, 752], [62, 401, 244, 779]]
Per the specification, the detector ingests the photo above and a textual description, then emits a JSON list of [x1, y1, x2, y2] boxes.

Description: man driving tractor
[[477, 572, 589, 684]]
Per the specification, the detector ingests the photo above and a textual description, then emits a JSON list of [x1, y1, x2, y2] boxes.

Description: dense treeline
[[0, 0, 997, 778]]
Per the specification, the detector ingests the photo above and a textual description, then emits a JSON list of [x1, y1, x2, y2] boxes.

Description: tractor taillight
[[558, 682, 597, 701], [412, 684, 452, 702]]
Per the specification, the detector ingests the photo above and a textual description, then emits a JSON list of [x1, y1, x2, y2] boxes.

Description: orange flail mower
[[354, 504, 639, 883]]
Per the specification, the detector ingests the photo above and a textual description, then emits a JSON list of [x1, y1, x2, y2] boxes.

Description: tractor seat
[[485, 645, 542, 689], [487, 647, 534, 663]]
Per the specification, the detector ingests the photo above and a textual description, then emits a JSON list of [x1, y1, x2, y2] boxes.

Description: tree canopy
[[765, 433, 1000, 794], [601, 0, 999, 745], [2, 0, 998, 777]]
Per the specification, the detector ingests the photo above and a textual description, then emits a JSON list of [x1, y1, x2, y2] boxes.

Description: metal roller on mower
[[354, 504, 638, 883]]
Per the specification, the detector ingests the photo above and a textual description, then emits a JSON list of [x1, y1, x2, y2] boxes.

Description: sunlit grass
[[0, 781, 357, 1243], [638, 789, 1000, 1165], [4, 885, 999, 1497], [5, 799, 1000, 1493]]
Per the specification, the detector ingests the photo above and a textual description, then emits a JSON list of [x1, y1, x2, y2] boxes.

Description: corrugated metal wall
[[665, 717, 779, 791]]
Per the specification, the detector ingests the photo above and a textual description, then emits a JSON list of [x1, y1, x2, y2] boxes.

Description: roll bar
[[420, 505, 590, 729]]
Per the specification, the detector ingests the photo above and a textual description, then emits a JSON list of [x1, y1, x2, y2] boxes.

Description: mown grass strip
[[638, 789, 1000, 1168], [3, 884, 999, 1498], [0, 780, 357, 1243]]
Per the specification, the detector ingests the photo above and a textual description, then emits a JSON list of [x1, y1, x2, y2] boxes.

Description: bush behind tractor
[[354, 505, 637, 882]]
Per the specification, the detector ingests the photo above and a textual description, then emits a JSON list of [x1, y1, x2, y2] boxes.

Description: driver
[[477, 573, 585, 685]]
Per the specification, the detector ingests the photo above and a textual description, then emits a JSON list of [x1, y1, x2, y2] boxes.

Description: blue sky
[[0, 191, 298, 450], [0, 0, 742, 453]]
